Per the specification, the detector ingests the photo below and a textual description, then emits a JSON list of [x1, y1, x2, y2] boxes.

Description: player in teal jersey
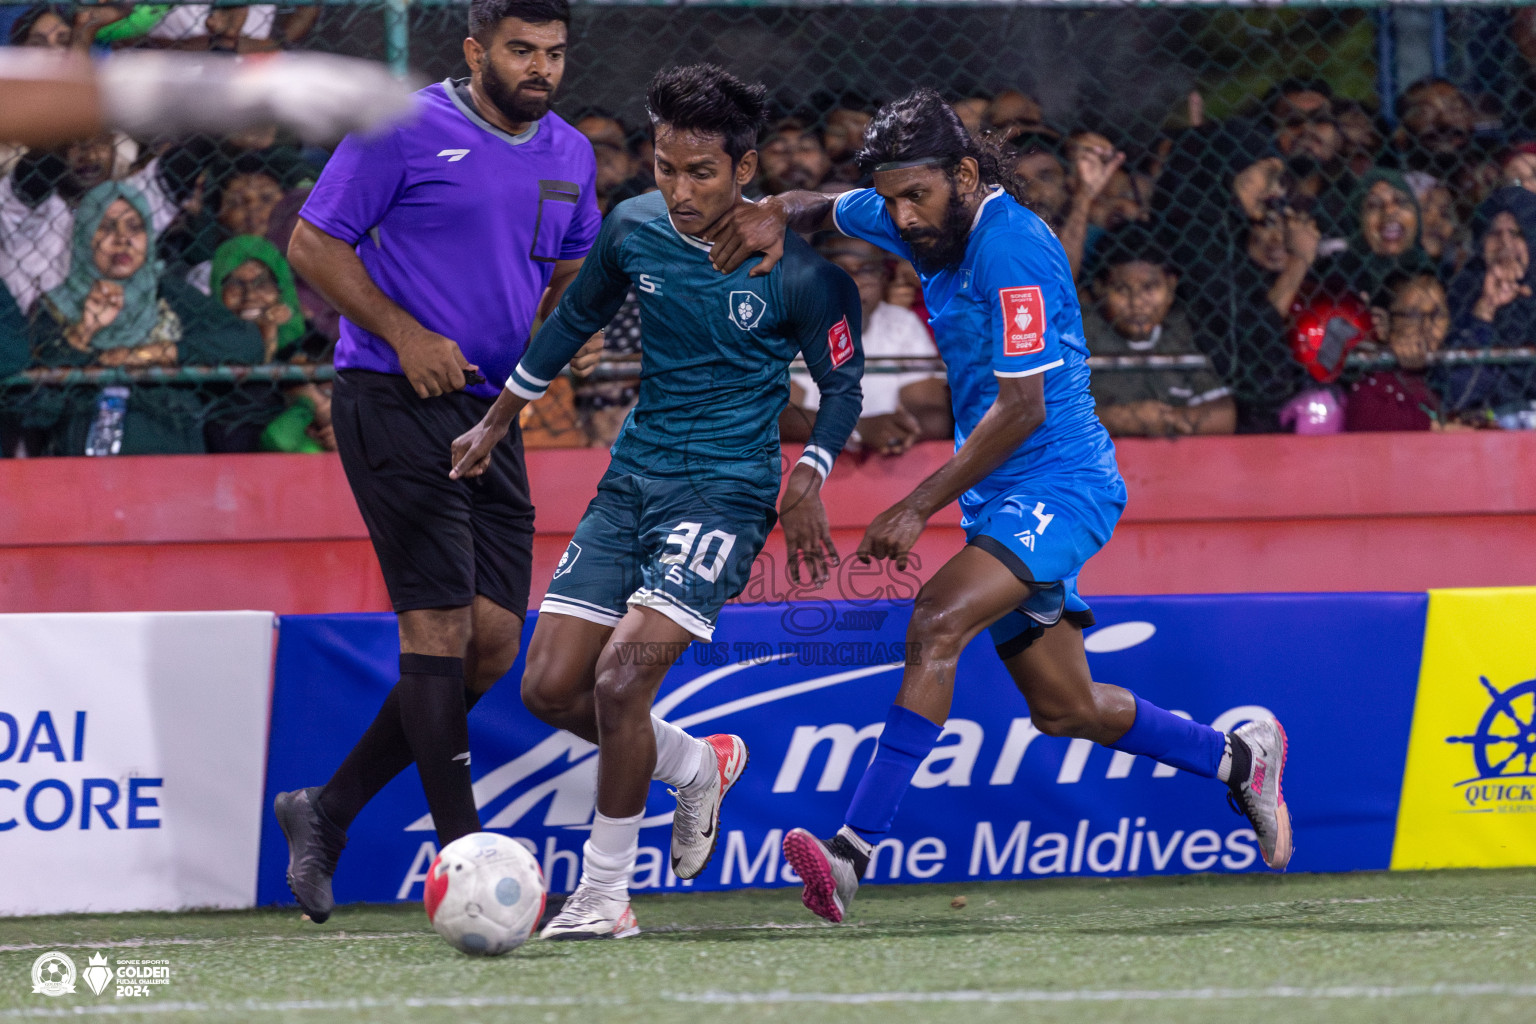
[[450, 64, 864, 940], [714, 89, 1291, 924]]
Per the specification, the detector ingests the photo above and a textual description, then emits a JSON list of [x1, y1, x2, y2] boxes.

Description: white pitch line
[[673, 983, 1536, 1004], [0, 918, 849, 956], [0, 894, 1470, 957], [0, 935, 406, 955], [5, 983, 1536, 1018]]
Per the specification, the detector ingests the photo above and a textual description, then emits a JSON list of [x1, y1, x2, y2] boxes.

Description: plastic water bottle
[[84, 386, 130, 456], [1495, 401, 1536, 431]]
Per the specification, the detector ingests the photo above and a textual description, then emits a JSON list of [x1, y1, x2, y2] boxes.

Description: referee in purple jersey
[[273, 0, 602, 923]]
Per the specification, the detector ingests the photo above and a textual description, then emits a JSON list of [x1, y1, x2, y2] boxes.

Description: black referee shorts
[[333, 369, 534, 618]]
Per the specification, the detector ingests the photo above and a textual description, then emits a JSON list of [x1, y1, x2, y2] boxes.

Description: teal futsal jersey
[[506, 192, 864, 639], [508, 191, 865, 499]]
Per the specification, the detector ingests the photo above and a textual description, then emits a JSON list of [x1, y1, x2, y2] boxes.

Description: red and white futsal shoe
[[539, 885, 640, 941], [669, 734, 749, 879]]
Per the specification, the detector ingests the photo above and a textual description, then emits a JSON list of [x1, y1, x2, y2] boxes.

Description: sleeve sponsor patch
[[999, 286, 1046, 357], [828, 316, 854, 368]]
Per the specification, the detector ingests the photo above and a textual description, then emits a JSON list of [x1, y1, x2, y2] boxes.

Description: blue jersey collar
[[970, 185, 1007, 233]]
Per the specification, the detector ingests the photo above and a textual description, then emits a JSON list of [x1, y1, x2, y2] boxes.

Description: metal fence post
[[385, 0, 410, 78], [1430, 4, 1449, 77], [1377, 6, 1398, 128]]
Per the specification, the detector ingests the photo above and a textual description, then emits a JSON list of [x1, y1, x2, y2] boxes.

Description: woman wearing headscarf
[[37, 181, 174, 363], [1336, 168, 1437, 298], [1171, 153, 1315, 432], [1436, 186, 1536, 413], [25, 181, 260, 364], [210, 234, 309, 360], [1, 180, 263, 453], [207, 234, 336, 452]]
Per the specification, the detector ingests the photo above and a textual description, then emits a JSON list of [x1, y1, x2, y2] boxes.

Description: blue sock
[[1113, 695, 1225, 778], [845, 704, 944, 842]]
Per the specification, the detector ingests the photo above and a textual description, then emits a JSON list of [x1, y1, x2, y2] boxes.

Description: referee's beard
[[480, 57, 555, 125]]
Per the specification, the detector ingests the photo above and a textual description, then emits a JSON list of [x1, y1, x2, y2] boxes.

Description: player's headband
[[873, 157, 951, 173]]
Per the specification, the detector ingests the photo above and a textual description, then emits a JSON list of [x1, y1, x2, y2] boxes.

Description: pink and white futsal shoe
[[782, 827, 865, 923]]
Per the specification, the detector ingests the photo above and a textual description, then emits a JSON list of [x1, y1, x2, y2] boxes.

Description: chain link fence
[[3, 1, 1536, 455]]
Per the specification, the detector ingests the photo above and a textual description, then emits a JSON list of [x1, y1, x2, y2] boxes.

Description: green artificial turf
[[3, 869, 1534, 1023]]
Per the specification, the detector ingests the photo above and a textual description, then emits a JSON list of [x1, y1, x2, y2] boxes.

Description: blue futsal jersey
[[833, 185, 1126, 629], [833, 186, 1120, 509]]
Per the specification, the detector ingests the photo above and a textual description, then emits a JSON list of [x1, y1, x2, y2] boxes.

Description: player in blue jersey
[[451, 65, 865, 939], [714, 90, 1292, 923]]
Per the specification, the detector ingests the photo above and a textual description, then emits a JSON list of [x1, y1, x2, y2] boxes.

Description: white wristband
[[798, 444, 835, 481]]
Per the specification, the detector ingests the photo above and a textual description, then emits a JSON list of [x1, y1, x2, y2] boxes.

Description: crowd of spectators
[[1144, 75, 1536, 434], [0, 4, 339, 455], [3, 4, 1536, 456]]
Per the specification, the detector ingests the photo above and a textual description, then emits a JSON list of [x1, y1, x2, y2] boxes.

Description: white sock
[[580, 810, 643, 900], [651, 716, 708, 789], [1216, 735, 1234, 783]]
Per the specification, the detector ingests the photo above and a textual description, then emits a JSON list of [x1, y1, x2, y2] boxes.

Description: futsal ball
[[424, 832, 546, 956]]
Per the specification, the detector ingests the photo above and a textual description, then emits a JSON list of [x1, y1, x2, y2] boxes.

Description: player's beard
[[479, 57, 555, 125], [901, 183, 973, 274]]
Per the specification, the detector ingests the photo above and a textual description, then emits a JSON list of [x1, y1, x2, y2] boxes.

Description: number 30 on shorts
[[661, 522, 738, 584]]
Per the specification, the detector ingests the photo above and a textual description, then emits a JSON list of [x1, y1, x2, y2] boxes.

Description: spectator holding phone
[[1437, 187, 1536, 413]]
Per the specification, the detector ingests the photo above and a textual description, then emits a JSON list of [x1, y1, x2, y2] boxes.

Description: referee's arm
[[290, 218, 477, 399]]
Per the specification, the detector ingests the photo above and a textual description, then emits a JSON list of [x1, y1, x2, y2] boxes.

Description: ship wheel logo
[[1445, 675, 1536, 784]]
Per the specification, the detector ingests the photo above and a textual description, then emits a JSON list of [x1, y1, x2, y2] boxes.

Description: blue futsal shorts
[[540, 466, 775, 641], [963, 473, 1126, 659]]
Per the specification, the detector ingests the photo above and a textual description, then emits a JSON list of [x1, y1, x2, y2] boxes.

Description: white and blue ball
[[424, 832, 545, 956]]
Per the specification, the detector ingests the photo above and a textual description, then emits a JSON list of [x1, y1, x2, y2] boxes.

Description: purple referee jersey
[[300, 79, 601, 400]]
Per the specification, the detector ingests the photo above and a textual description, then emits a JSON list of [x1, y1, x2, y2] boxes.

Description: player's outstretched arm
[[780, 257, 864, 585], [0, 55, 98, 146], [858, 375, 1046, 569], [0, 49, 415, 147], [779, 463, 838, 587], [453, 237, 630, 476], [450, 391, 529, 480], [710, 191, 841, 277], [512, 212, 635, 391]]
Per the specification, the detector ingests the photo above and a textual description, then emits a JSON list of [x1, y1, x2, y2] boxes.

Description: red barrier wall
[[2, 432, 1534, 615]]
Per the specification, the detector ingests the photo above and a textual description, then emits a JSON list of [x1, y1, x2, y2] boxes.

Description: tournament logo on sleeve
[[999, 286, 1046, 356], [828, 316, 854, 368]]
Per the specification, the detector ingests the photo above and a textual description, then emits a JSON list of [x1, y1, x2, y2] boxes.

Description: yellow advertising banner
[[1392, 588, 1536, 869]]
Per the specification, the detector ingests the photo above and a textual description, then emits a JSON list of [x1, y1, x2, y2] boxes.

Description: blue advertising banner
[[258, 593, 1428, 907]]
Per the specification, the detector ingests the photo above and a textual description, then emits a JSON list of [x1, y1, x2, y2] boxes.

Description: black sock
[[318, 687, 406, 831], [319, 673, 485, 833], [396, 653, 481, 845]]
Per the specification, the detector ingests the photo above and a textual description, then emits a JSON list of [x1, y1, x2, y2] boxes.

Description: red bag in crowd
[[1291, 291, 1374, 383]]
